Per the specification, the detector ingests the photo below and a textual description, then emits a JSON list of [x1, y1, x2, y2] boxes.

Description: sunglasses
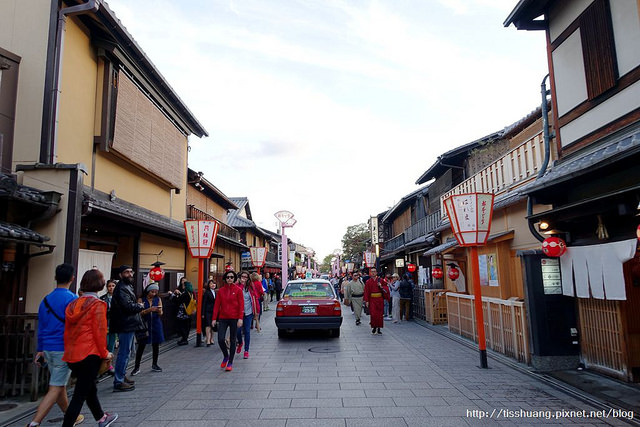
[[225, 276, 235, 280]]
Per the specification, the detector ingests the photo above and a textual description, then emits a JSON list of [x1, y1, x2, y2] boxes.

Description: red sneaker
[[220, 357, 228, 369], [244, 351, 249, 359], [225, 363, 233, 372], [236, 343, 242, 354]]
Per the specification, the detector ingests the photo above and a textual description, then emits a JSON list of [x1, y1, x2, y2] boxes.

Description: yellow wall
[[139, 233, 185, 271], [0, 0, 51, 166], [187, 188, 229, 220]]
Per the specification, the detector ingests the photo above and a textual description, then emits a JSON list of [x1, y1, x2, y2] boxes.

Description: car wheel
[[330, 328, 340, 338], [278, 329, 286, 338]]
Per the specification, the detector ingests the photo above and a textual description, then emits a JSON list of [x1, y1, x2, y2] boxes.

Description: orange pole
[[469, 246, 488, 368], [196, 258, 204, 347]]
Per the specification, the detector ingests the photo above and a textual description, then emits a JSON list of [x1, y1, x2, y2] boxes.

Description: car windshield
[[284, 282, 334, 298]]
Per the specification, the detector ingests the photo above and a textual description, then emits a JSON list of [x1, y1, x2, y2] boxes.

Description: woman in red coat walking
[[364, 268, 389, 335], [212, 271, 244, 371]]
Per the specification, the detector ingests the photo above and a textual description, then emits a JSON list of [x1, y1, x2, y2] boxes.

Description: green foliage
[[319, 254, 334, 272], [341, 223, 369, 261]]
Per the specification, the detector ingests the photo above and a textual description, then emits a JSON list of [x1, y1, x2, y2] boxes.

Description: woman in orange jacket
[[62, 269, 118, 427], [212, 270, 244, 372]]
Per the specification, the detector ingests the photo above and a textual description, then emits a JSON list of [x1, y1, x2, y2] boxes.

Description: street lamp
[[275, 210, 296, 289], [443, 192, 495, 369]]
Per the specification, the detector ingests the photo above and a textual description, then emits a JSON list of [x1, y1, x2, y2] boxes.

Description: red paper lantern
[[407, 263, 417, 272], [542, 236, 567, 257], [448, 266, 460, 280], [432, 266, 443, 279], [149, 266, 165, 281]]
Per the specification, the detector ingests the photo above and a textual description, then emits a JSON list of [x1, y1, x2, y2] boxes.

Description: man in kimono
[[364, 268, 389, 334]]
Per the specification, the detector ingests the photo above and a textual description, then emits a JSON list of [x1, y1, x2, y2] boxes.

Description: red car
[[275, 279, 342, 338]]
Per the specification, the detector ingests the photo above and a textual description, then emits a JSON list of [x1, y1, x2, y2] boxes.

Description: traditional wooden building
[[506, 0, 640, 381]]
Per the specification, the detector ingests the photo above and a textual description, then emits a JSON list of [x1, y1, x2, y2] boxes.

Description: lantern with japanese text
[[432, 266, 443, 279], [407, 263, 417, 272], [542, 236, 567, 257], [448, 266, 460, 280], [443, 192, 494, 369]]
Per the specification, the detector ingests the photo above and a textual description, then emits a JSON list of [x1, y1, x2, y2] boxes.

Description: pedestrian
[[110, 265, 144, 392], [344, 272, 365, 325], [274, 274, 283, 301], [236, 272, 259, 359], [364, 268, 390, 334], [29, 263, 84, 427], [266, 272, 275, 302], [330, 274, 341, 301], [383, 274, 393, 320], [212, 271, 244, 372], [131, 283, 163, 376], [62, 268, 118, 427], [398, 272, 414, 322], [388, 273, 401, 323], [170, 279, 194, 345], [202, 279, 217, 346], [100, 279, 117, 374], [261, 273, 269, 311]]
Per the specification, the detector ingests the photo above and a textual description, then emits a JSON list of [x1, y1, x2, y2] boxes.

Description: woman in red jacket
[[62, 269, 118, 427], [212, 270, 244, 372]]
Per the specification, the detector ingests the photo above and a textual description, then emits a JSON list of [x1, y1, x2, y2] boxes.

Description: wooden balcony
[[440, 132, 548, 216], [383, 233, 405, 253], [404, 210, 441, 242], [187, 205, 240, 241]]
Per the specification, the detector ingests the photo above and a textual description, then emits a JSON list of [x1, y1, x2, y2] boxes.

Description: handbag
[[135, 323, 149, 341], [184, 294, 196, 316], [98, 358, 111, 376]]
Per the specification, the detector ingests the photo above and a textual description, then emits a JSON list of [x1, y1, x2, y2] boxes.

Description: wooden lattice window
[[580, 0, 618, 100]]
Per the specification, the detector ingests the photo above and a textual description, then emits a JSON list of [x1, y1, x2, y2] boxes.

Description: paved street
[[10, 303, 636, 426]]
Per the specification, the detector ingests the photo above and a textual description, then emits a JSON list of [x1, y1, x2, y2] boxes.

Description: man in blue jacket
[[28, 263, 82, 427]]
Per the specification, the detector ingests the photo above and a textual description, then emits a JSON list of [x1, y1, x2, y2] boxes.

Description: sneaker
[[98, 412, 118, 427], [244, 351, 249, 359], [151, 364, 162, 372], [236, 343, 242, 354], [220, 357, 228, 369], [377, 328, 382, 335], [225, 362, 233, 372], [131, 367, 140, 376], [73, 414, 85, 426], [113, 382, 135, 392], [355, 320, 361, 325], [124, 376, 135, 385]]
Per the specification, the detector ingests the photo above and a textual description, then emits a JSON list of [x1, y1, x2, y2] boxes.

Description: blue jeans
[[113, 331, 134, 385], [383, 299, 389, 317], [236, 314, 253, 351], [106, 332, 117, 353]]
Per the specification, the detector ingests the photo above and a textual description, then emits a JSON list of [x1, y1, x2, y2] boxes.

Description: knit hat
[[146, 283, 159, 292], [184, 281, 193, 293], [118, 265, 133, 275]]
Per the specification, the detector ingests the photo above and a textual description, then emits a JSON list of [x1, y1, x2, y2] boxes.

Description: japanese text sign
[[184, 220, 220, 258], [443, 193, 494, 246], [249, 247, 268, 267]]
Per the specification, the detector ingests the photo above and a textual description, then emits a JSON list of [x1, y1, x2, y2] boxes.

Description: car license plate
[[301, 306, 316, 314]]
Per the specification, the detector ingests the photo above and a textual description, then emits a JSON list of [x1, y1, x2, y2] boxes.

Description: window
[[580, 0, 618, 99]]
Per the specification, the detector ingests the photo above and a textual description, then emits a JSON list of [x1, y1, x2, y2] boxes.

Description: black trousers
[[62, 355, 104, 427], [217, 319, 238, 363], [176, 317, 191, 342], [134, 342, 159, 368]]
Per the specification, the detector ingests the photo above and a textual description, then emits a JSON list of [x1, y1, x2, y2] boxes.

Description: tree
[[319, 254, 334, 273], [341, 223, 369, 264]]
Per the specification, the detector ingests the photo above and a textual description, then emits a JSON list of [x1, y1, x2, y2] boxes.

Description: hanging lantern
[[542, 236, 567, 257], [149, 266, 165, 281], [448, 266, 460, 280], [407, 263, 417, 273], [637, 224, 640, 241], [431, 266, 443, 279]]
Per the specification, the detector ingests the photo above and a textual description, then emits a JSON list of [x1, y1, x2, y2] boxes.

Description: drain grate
[[0, 403, 18, 412], [308, 346, 341, 353]]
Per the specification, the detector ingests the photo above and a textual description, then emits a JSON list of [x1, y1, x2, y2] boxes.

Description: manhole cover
[[308, 346, 341, 353], [0, 403, 17, 412]]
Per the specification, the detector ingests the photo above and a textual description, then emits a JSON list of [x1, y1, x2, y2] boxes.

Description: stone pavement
[[6, 303, 639, 426]]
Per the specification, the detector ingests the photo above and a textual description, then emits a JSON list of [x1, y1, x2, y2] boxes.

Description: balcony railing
[[383, 233, 405, 253], [187, 205, 240, 241], [440, 132, 548, 217], [404, 210, 441, 242]]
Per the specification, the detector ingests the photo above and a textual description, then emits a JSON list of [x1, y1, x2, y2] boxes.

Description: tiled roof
[[0, 174, 49, 205], [0, 221, 50, 244]]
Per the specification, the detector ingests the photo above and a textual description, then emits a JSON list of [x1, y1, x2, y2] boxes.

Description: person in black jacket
[[110, 265, 144, 392], [398, 273, 414, 322], [202, 280, 217, 346], [170, 279, 193, 345]]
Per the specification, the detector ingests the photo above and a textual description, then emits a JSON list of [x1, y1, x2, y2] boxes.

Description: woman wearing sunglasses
[[211, 271, 244, 371]]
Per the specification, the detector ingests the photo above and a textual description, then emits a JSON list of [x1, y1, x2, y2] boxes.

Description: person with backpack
[[171, 279, 194, 346], [29, 263, 84, 427]]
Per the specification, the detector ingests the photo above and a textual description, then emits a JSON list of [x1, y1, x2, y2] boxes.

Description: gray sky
[[105, 0, 548, 261]]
